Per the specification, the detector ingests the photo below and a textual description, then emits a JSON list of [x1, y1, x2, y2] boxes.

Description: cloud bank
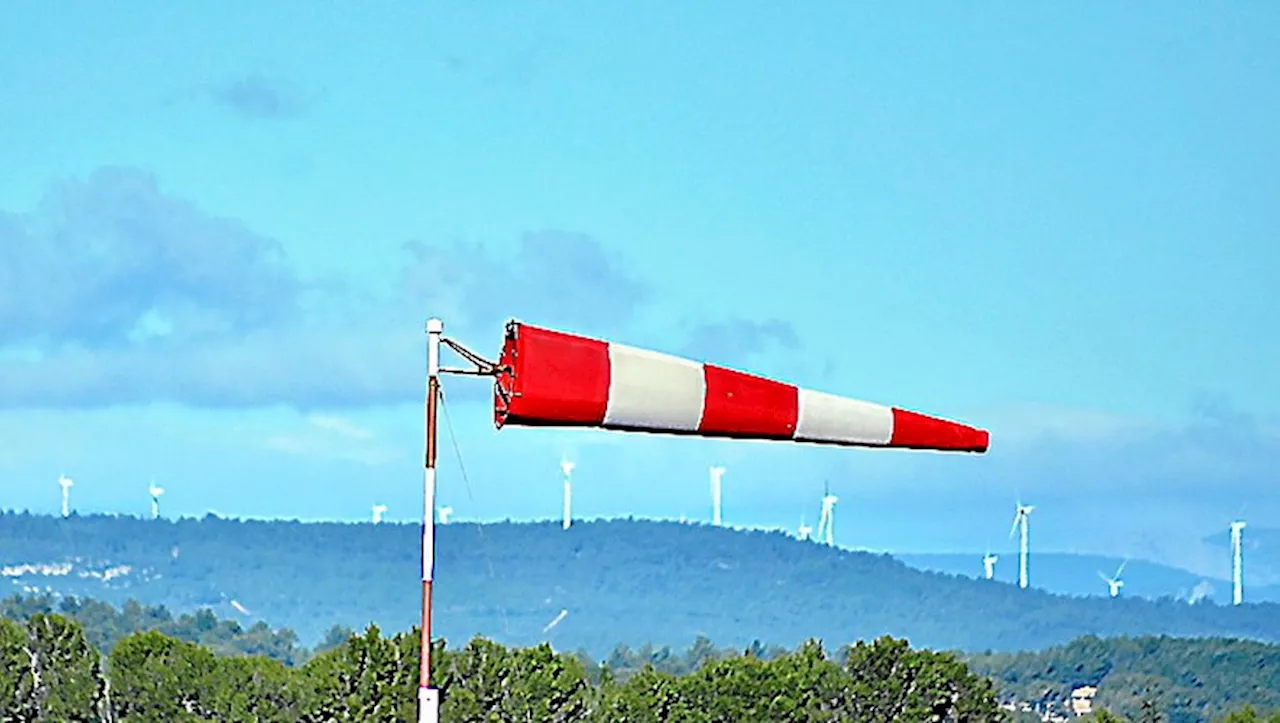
[[205, 73, 309, 120], [0, 167, 801, 411]]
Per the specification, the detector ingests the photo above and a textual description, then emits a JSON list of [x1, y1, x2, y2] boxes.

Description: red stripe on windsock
[[495, 323, 611, 428], [890, 408, 990, 453], [699, 365, 799, 438]]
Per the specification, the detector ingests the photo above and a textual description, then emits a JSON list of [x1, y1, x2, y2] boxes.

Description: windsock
[[493, 321, 988, 453]]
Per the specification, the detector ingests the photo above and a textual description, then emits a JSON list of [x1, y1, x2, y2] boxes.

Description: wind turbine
[[148, 480, 165, 520], [1231, 520, 1247, 606], [797, 511, 813, 541], [58, 474, 74, 518], [372, 504, 388, 524], [1098, 560, 1127, 598], [816, 481, 838, 547], [561, 458, 575, 530], [1009, 501, 1034, 589], [709, 466, 725, 527], [982, 552, 999, 580], [438, 506, 453, 524]]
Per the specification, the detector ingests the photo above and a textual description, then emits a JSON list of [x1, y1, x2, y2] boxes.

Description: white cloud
[[307, 414, 373, 440], [260, 413, 397, 466], [981, 402, 1156, 445]]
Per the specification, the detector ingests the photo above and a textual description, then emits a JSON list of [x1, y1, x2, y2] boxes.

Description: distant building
[[1070, 686, 1098, 716]]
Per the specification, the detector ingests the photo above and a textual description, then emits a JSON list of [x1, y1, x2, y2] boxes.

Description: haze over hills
[[894, 552, 1280, 604], [3, 511, 1279, 659]]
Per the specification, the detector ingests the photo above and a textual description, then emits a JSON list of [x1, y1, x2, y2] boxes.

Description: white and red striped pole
[[419, 318, 442, 723]]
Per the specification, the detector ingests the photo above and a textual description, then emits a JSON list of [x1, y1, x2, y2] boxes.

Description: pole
[[1019, 517, 1029, 589], [825, 501, 834, 547], [560, 460, 575, 530], [419, 318, 442, 723], [562, 478, 572, 530], [1232, 523, 1244, 606]]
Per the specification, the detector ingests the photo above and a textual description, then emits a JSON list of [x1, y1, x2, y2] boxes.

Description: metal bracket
[[438, 337, 502, 377]]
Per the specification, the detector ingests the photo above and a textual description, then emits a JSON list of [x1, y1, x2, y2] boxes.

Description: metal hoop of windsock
[[415, 318, 989, 723]]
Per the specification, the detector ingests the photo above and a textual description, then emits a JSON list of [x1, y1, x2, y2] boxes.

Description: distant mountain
[[2, 512, 1279, 659], [1202, 526, 1280, 576], [893, 552, 1273, 603]]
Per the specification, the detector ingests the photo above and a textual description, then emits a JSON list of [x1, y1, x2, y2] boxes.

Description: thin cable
[[438, 388, 513, 639]]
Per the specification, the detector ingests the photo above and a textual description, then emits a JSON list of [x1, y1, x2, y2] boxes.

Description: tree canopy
[[0, 611, 1008, 722]]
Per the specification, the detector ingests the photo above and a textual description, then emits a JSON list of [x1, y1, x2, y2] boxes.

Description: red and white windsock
[[492, 321, 989, 453]]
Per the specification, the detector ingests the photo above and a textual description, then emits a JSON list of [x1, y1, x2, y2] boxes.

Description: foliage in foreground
[[967, 634, 1280, 723], [0, 612, 1010, 722], [7, 595, 1280, 722]]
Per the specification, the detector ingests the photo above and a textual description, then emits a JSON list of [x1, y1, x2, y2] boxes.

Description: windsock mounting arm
[[438, 337, 502, 377]]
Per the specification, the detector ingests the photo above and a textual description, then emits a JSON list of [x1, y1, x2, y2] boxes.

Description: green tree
[[0, 617, 35, 719], [435, 636, 594, 721], [205, 655, 301, 722], [107, 630, 219, 722], [26, 612, 106, 721], [314, 624, 355, 654], [596, 666, 694, 722], [842, 636, 1005, 722], [1215, 707, 1280, 723], [295, 624, 415, 722], [764, 640, 857, 720]]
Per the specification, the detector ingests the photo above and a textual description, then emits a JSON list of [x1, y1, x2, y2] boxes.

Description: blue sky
[[1, 2, 1277, 576]]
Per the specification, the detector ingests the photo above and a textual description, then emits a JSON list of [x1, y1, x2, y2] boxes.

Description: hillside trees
[[967, 634, 1280, 723], [0, 611, 1010, 722], [2, 592, 307, 665], [6, 512, 1280, 657]]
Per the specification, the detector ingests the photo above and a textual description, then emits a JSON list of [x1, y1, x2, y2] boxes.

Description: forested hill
[[3, 511, 1279, 657]]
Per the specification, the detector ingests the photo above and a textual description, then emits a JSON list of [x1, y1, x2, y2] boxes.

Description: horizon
[[2, 4, 1277, 585], [3, 509, 1273, 612], [1, 505, 1258, 560]]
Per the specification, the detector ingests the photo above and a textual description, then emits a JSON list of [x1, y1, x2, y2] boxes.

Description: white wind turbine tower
[[709, 466, 725, 527], [58, 474, 74, 518], [561, 458, 575, 530], [1009, 501, 1034, 589], [148, 480, 165, 520], [1098, 560, 1127, 598], [372, 504, 388, 524], [816, 482, 838, 547], [1231, 520, 1247, 606], [982, 552, 999, 580]]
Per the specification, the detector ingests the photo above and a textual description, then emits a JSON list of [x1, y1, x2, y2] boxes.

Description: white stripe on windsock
[[603, 344, 706, 431], [794, 389, 894, 446]]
